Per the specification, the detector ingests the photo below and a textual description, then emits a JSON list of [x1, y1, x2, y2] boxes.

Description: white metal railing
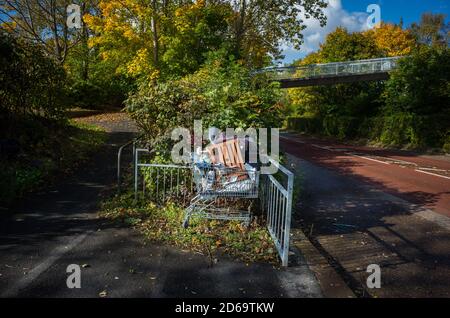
[[134, 149, 193, 204], [133, 148, 294, 266], [255, 56, 403, 81], [259, 158, 294, 267], [117, 134, 144, 193]]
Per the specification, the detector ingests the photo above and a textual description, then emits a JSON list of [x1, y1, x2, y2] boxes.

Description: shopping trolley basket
[[183, 162, 260, 228]]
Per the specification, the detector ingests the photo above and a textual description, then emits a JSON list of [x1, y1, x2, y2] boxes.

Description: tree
[[365, 22, 416, 57], [0, 0, 88, 64], [410, 13, 449, 47], [85, 0, 329, 81], [161, 0, 233, 77], [227, 0, 327, 67], [384, 46, 450, 116], [319, 27, 380, 62], [84, 0, 159, 80], [0, 31, 66, 119]]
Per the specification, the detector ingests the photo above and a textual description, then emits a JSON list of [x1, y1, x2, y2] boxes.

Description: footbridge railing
[[254, 56, 403, 87]]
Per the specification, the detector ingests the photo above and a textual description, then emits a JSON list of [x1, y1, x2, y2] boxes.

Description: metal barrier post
[[134, 148, 139, 201]]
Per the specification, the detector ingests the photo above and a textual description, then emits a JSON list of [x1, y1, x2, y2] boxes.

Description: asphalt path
[[0, 115, 322, 298]]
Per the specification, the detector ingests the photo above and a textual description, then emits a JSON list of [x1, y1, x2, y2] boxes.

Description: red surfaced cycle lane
[[280, 134, 450, 217]]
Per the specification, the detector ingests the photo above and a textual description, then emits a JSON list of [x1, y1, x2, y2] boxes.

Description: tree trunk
[[81, 2, 89, 81], [235, 0, 247, 55], [151, 0, 159, 67]]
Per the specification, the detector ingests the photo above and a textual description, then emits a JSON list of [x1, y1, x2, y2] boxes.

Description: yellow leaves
[[365, 22, 416, 57], [84, 0, 160, 79], [1, 21, 17, 32], [149, 69, 161, 81], [175, 9, 183, 17], [195, 0, 206, 8], [123, 27, 136, 40], [191, 0, 206, 10], [126, 50, 160, 81], [100, 51, 109, 60], [127, 48, 150, 76]]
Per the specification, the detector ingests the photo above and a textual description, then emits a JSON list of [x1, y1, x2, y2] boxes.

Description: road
[[0, 114, 322, 298], [282, 133, 450, 297]]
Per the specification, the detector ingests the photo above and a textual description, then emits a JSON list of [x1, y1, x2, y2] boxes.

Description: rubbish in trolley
[[183, 137, 259, 228]]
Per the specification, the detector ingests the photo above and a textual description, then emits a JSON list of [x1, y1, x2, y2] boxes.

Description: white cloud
[[280, 0, 370, 64]]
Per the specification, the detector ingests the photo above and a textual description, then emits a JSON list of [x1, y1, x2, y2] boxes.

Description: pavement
[[281, 132, 450, 297], [0, 114, 322, 298]]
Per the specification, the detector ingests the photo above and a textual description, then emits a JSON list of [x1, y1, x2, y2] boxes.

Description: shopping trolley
[[183, 138, 260, 228]]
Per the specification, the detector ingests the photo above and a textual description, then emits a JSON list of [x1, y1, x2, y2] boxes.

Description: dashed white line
[[311, 144, 335, 151], [346, 153, 390, 165], [282, 136, 450, 180], [415, 169, 450, 180]]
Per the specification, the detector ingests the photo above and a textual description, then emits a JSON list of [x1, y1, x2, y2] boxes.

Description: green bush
[[287, 115, 359, 139], [377, 113, 449, 148], [126, 51, 284, 147], [380, 46, 450, 149], [286, 115, 321, 134], [443, 135, 450, 154], [125, 77, 210, 149], [0, 32, 66, 120], [0, 118, 107, 206], [384, 46, 450, 116], [67, 77, 133, 110], [322, 115, 359, 139], [67, 81, 104, 109]]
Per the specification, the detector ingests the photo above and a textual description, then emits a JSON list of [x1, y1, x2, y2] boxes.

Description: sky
[[280, 0, 450, 65]]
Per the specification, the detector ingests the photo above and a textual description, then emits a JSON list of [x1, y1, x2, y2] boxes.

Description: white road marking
[[419, 167, 448, 172], [346, 153, 390, 165], [0, 232, 90, 297], [384, 158, 418, 166], [415, 169, 450, 180], [280, 135, 305, 143], [311, 144, 335, 151], [282, 136, 450, 180]]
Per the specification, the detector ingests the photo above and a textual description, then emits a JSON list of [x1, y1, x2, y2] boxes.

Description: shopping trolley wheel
[[182, 219, 189, 229]]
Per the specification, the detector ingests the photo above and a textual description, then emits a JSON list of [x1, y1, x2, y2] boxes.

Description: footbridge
[[256, 56, 403, 88]]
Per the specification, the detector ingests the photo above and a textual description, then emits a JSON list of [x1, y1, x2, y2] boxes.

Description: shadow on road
[[284, 149, 450, 297]]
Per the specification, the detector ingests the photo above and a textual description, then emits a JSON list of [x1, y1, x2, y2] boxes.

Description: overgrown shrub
[[126, 51, 284, 148], [0, 32, 66, 120], [286, 115, 359, 139], [125, 76, 210, 151], [66, 75, 134, 110], [322, 115, 359, 139], [382, 46, 450, 148], [384, 46, 450, 116], [286, 115, 321, 134]]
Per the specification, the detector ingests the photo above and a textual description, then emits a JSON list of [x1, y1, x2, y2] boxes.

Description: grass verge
[[0, 118, 107, 207], [100, 191, 279, 265]]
